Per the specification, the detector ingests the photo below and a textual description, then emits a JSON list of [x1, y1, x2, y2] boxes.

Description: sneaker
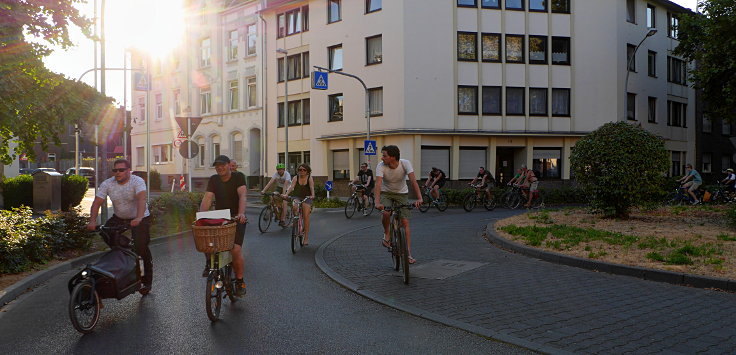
[[234, 279, 246, 297], [139, 284, 151, 296], [362, 209, 368, 216], [691, 200, 700, 205], [278, 220, 286, 227]]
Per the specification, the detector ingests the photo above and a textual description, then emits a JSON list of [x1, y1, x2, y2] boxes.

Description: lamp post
[[276, 48, 289, 173], [624, 28, 657, 121]]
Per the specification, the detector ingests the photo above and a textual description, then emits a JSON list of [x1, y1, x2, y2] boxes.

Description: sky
[[41, 0, 699, 108]]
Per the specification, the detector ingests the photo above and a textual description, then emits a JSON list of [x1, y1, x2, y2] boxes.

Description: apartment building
[[129, 0, 263, 189], [260, 0, 695, 189]]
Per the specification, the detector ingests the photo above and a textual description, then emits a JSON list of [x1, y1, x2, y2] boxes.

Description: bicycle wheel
[[206, 274, 222, 321], [484, 194, 497, 211], [663, 192, 682, 206], [223, 264, 237, 303], [462, 193, 476, 212], [364, 195, 375, 216], [69, 281, 100, 334], [344, 197, 357, 219], [291, 214, 303, 254], [258, 206, 273, 233], [398, 227, 410, 284], [418, 193, 431, 213], [436, 191, 448, 211], [508, 193, 522, 209]]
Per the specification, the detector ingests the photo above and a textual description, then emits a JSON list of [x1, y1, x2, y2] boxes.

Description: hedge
[[149, 191, 204, 231], [61, 174, 88, 211], [2, 174, 33, 209]]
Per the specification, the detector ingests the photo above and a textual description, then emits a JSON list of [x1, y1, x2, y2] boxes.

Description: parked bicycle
[[418, 186, 448, 212], [258, 192, 291, 233], [383, 203, 414, 284], [286, 196, 310, 254], [463, 183, 497, 212], [68, 224, 141, 333], [664, 185, 704, 206], [192, 219, 241, 322], [345, 183, 375, 218]]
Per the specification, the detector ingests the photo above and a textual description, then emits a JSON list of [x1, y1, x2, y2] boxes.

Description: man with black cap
[[199, 155, 248, 296]]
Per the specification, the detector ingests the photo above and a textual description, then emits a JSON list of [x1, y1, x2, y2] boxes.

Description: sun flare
[[106, 0, 186, 59]]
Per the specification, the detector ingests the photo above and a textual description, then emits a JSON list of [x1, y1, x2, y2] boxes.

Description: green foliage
[[149, 170, 162, 191], [539, 186, 587, 204], [499, 224, 640, 250], [674, 0, 736, 123], [717, 233, 736, 241], [61, 174, 88, 211], [149, 191, 204, 229], [313, 184, 328, 199], [1, 174, 33, 208], [313, 197, 346, 208], [570, 122, 669, 218], [727, 204, 736, 227]]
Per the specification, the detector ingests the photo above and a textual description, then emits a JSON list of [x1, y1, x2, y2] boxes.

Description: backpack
[[531, 169, 542, 181]]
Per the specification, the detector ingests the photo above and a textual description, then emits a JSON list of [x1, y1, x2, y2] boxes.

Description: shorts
[[529, 181, 539, 192], [380, 191, 411, 220], [234, 221, 246, 246], [275, 186, 284, 194], [687, 181, 701, 192]]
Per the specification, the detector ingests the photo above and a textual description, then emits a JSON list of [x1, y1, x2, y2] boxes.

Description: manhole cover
[[388, 259, 486, 280]]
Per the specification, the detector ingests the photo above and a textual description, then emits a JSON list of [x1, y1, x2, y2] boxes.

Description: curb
[[0, 230, 190, 308], [484, 221, 736, 292], [314, 225, 571, 355]]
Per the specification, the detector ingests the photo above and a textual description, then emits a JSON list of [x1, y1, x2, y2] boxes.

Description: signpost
[[325, 180, 333, 199]]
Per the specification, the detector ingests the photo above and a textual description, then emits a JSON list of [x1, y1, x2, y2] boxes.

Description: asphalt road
[[0, 206, 534, 354]]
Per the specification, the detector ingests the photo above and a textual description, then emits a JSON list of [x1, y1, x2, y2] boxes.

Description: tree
[[674, 0, 736, 123], [0, 0, 112, 164], [570, 122, 670, 218]]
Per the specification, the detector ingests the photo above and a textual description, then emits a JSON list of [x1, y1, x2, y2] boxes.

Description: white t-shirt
[[96, 175, 150, 219], [376, 159, 414, 194], [271, 171, 292, 188], [728, 173, 736, 182]]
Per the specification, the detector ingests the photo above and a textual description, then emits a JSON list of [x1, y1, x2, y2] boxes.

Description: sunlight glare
[[106, 0, 186, 59]]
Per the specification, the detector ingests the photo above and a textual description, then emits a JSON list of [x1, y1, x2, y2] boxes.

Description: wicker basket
[[192, 222, 236, 253]]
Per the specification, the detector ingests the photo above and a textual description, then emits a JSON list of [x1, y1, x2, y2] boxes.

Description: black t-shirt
[[206, 172, 247, 216], [477, 170, 494, 184], [358, 169, 375, 188], [431, 169, 446, 183]]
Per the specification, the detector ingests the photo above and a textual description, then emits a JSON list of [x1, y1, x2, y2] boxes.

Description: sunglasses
[[298, 168, 307, 171], [112, 168, 127, 173]]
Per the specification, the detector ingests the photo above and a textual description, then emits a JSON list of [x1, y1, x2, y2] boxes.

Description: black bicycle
[[418, 185, 448, 212], [463, 183, 497, 212], [383, 203, 414, 284], [258, 192, 291, 232], [345, 183, 375, 218]]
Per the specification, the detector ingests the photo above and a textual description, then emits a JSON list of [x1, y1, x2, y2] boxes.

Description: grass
[[717, 233, 736, 241], [498, 224, 639, 249]]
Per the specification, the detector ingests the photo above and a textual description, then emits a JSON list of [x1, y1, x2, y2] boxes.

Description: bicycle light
[[215, 280, 224, 289], [81, 270, 89, 277]]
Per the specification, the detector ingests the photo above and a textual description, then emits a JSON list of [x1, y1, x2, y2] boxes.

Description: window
[[667, 100, 687, 127], [287, 54, 301, 80], [277, 6, 308, 38], [529, 0, 546, 12], [703, 114, 711, 133], [47, 153, 56, 162], [647, 4, 656, 28], [247, 24, 256, 55], [671, 151, 682, 176], [668, 12, 679, 38], [723, 155, 731, 171], [506, 0, 523, 10], [232, 133, 243, 162], [228, 30, 238, 61], [421, 146, 451, 179], [138, 97, 145, 123], [366, 0, 381, 13], [458, 32, 477, 61], [529, 88, 547, 116], [136, 147, 144, 166], [627, 93, 636, 120], [277, 58, 285, 82], [212, 142, 221, 162], [648, 50, 657, 77], [648, 97, 657, 123], [667, 56, 687, 85], [153, 144, 172, 163], [457, 0, 476, 7], [200, 38, 211, 67], [288, 100, 301, 125], [551, 88, 570, 116], [551, 37, 570, 65], [627, 44, 636, 72], [482, 0, 500, 9], [174, 90, 181, 115], [333, 150, 349, 179], [302, 52, 310, 78], [286, 7, 303, 35], [529, 36, 547, 64], [459, 148, 487, 179], [155, 93, 163, 119], [278, 102, 284, 126], [200, 89, 211, 114], [505, 35, 524, 63], [198, 141, 205, 167], [626, 0, 636, 23], [506, 87, 525, 115], [482, 86, 502, 115], [247, 77, 257, 108], [551, 0, 569, 13], [533, 149, 561, 179], [481, 33, 501, 62], [303, 99, 310, 124], [277, 13, 286, 38], [303, 6, 309, 31], [702, 153, 712, 173], [228, 80, 239, 111], [458, 86, 478, 115], [723, 119, 732, 136], [329, 93, 344, 121], [369, 87, 383, 116], [329, 44, 343, 71], [366, 35, 382, 65], [328, 0, 341, 23]]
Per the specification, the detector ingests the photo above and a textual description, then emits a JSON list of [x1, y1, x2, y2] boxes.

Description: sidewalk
[[315, 210, 736, 354]]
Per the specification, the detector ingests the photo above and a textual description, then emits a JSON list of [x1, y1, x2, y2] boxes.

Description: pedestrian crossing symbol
[[134, 72, 149, 91], [364, 140, 377, 156], [311, 71, 328, 90]]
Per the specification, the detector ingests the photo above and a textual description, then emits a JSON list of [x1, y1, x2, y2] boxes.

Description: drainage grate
[[389, 259, 486, 280]]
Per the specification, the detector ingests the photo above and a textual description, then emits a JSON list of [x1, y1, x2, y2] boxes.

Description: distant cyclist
[[351, 162, 375, 215], [261, 163, 291, 226], [722, 168, 735, 193], [282, 163, 315, 245], [678, 163, 702, 205], [469, 166, 495, 201], [519, 165, 539, 208], [507, 168, 523, 186], [424, 167, 446, 202]]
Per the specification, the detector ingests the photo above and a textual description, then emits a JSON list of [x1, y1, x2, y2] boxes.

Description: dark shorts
[[234, 221, 246, 246], [275, 186, 284, 194]]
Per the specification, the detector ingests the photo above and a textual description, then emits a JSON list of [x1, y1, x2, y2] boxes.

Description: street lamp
[[624, 28, 657, 121], [276, 48, 289, 173]]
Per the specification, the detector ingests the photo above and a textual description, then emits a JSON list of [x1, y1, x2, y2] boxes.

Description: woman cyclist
[[282, 164, 315, 245]]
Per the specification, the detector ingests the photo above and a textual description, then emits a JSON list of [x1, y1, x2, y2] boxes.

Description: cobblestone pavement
[[317, 208, 736, 354]]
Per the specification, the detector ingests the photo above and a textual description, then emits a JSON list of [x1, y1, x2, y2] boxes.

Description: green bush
[[61, 174, 88, 211], [314, 184, 328, 199], [2, 174, 34, 209], [149, 191, 204, 226], [150, 169, 162, 191], [313, 197, 346, 208], [727, 204, 736, 227], [540, 186, 587, 204], [570, 122, 669, 218]]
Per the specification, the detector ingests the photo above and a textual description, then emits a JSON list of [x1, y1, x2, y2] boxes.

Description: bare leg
[[402, 218, 413, 258], [302, 205, 311, 244], [231, 244, 245, 279], [382, 210, 390, 239]]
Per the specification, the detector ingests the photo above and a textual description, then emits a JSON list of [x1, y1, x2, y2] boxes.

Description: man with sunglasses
[[87, 159, 152, 295]]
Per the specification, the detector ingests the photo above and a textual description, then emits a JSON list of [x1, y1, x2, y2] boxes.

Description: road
[[0, 205, 534, 354]]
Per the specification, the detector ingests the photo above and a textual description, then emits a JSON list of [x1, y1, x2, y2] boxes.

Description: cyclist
[[351, 162, 375, 215], [519, 164, 539, 208], [507, 168, 523, 186], [469, 166, 495, 201], [424, 167, 446, 203], [261, 163, 291, 226], [199, 155, 248, 296], [721, 168, 735, 193], [678, 163, 702, 205], [375, 145, 423, 264], [87, 158, 152, 295], [282, 163, 315, 245]]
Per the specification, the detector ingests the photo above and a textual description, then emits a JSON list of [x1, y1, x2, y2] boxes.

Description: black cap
[[212, 155, 230, 166]]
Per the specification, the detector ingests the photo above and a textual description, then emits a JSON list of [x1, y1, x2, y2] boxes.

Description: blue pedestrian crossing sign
[[325, 180, 333, 191], [364, 140, 377, 156], [311, 71, 328, 90]]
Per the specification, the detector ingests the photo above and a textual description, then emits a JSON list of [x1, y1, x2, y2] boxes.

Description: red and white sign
[[180, 175, 186, 191]]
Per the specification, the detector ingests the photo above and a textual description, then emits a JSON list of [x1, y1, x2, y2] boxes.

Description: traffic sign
[[174, 116, 203, 136], [325, 180, 333, 191], [178, 140, 200, 159], [364, 140, 377, 155], [311, 71, 328, 90], [134, 72, 149, 91]]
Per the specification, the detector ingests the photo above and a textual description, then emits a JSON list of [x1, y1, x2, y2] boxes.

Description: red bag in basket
[[195, 218, 230, 226]]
